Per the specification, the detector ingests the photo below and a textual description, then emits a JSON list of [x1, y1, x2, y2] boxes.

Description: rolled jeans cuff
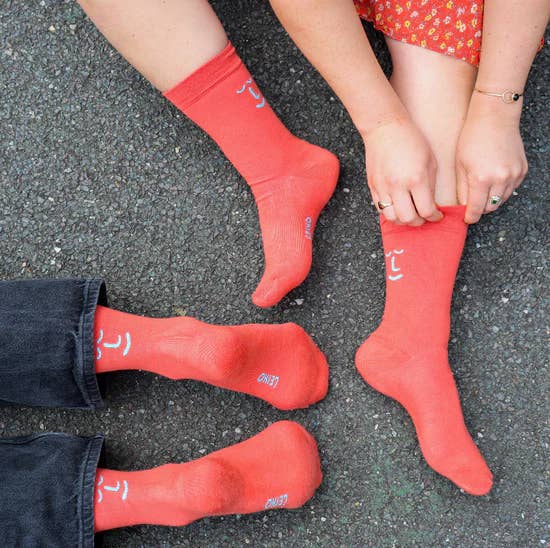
[[0, 278, 108, 409], [0, 432, 104, 548]]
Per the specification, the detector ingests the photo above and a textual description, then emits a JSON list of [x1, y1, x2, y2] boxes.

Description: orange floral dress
[[354, 0, 484, 66]]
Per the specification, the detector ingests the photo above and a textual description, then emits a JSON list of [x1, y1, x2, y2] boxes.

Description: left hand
[[456, 92, 528, 224]]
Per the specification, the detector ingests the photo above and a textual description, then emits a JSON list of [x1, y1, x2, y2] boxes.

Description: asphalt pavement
[[1, 1, 548, 546]]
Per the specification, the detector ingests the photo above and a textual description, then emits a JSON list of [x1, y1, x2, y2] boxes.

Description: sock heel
[[355, 331, 410, 395], [174, 458, 243, 520], [191, 327, 246, 384], [295, 141, 340, 206]]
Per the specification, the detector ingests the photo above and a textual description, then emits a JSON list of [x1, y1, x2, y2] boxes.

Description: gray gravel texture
[[1, 1, 548, 547]]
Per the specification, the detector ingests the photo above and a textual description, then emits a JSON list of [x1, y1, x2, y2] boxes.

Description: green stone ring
[[489, 195, 502, 206]]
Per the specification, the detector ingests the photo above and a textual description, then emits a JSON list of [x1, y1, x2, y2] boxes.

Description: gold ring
[[377, 200, 393, 210]]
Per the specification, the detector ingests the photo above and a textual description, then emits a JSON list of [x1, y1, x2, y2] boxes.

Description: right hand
[[362, 117, 442, 225]]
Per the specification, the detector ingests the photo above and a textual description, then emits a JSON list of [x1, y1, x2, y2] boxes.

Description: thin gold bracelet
[[474, 88, 524, 104]]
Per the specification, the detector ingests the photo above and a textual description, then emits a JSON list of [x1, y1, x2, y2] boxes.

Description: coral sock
[[355, 206, 493, 495], [94, 305, 328, 410], [94, 421, 322, 531], [163, 43, 339, 307]]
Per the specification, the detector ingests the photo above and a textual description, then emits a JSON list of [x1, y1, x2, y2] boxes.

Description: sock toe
[[252, 272, 305, 308], [251, 280, 281, 308], [268, 421, 323, 506], [447, 462, 493, 496], [354, 341, 369, 378], [310, 351, 329, 405]]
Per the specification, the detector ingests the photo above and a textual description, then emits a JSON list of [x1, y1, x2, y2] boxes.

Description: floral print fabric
[[355, 0, 483, 65]]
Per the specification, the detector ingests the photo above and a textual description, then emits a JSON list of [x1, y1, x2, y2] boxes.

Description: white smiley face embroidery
[[96, 329, 131, 361], [236, 78, 266, 108], [385, 249, 405, 281], [96, 474, 129, 504]]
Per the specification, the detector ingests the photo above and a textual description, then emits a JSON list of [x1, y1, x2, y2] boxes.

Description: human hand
[[363, 117, 442, 226], [456, 93, 528, 224]]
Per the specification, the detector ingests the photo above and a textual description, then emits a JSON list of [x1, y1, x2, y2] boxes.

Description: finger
[[410, 185, 443, 222], [456, 165, 469, 206], [484, 184, 509, 213], [513, 165, 528, 189], [379, 195, 398, 223], [372, 181, 399, 222], [498, 185, 515, 208], [376, 191, 399, 222], [367, 173, 385, 213], [502, 185, 514, 203], [370, 185, 381, 211], [393, 191, 424, 226], [382, 206, 399, 223], [464, 183, 489, 224]]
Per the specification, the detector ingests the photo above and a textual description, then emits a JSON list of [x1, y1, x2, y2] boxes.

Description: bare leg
[[77, 0, 227, 91], [385, 40, 477, 205]]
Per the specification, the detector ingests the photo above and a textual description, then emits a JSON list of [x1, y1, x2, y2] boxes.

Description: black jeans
[[0, 432, 104, 548], [1, 278, 110, 546], [0, 278, 107, 409]]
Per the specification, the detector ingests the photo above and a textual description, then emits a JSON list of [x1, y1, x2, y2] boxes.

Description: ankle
[[145, 319, 245, 383]]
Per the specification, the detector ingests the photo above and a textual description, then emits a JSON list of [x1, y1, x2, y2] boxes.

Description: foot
[[94, 421, 322, 531], [354, 206, 493, 495], [163, 44, 339, 307], [356, 330, 493, 496], [94, 306, 329, 410], [175, 420, 322, 523], [158, 318, 329, 410], [250, 139, 339, 307]]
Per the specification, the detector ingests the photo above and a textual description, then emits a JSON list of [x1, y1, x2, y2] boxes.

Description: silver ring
[[377, 200, 393, 210], [489, 195, 502, 206]]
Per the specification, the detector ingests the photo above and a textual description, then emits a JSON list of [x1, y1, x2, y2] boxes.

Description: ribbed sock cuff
[[380, 205, 467, 235], [163, 41, 242, 111]]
